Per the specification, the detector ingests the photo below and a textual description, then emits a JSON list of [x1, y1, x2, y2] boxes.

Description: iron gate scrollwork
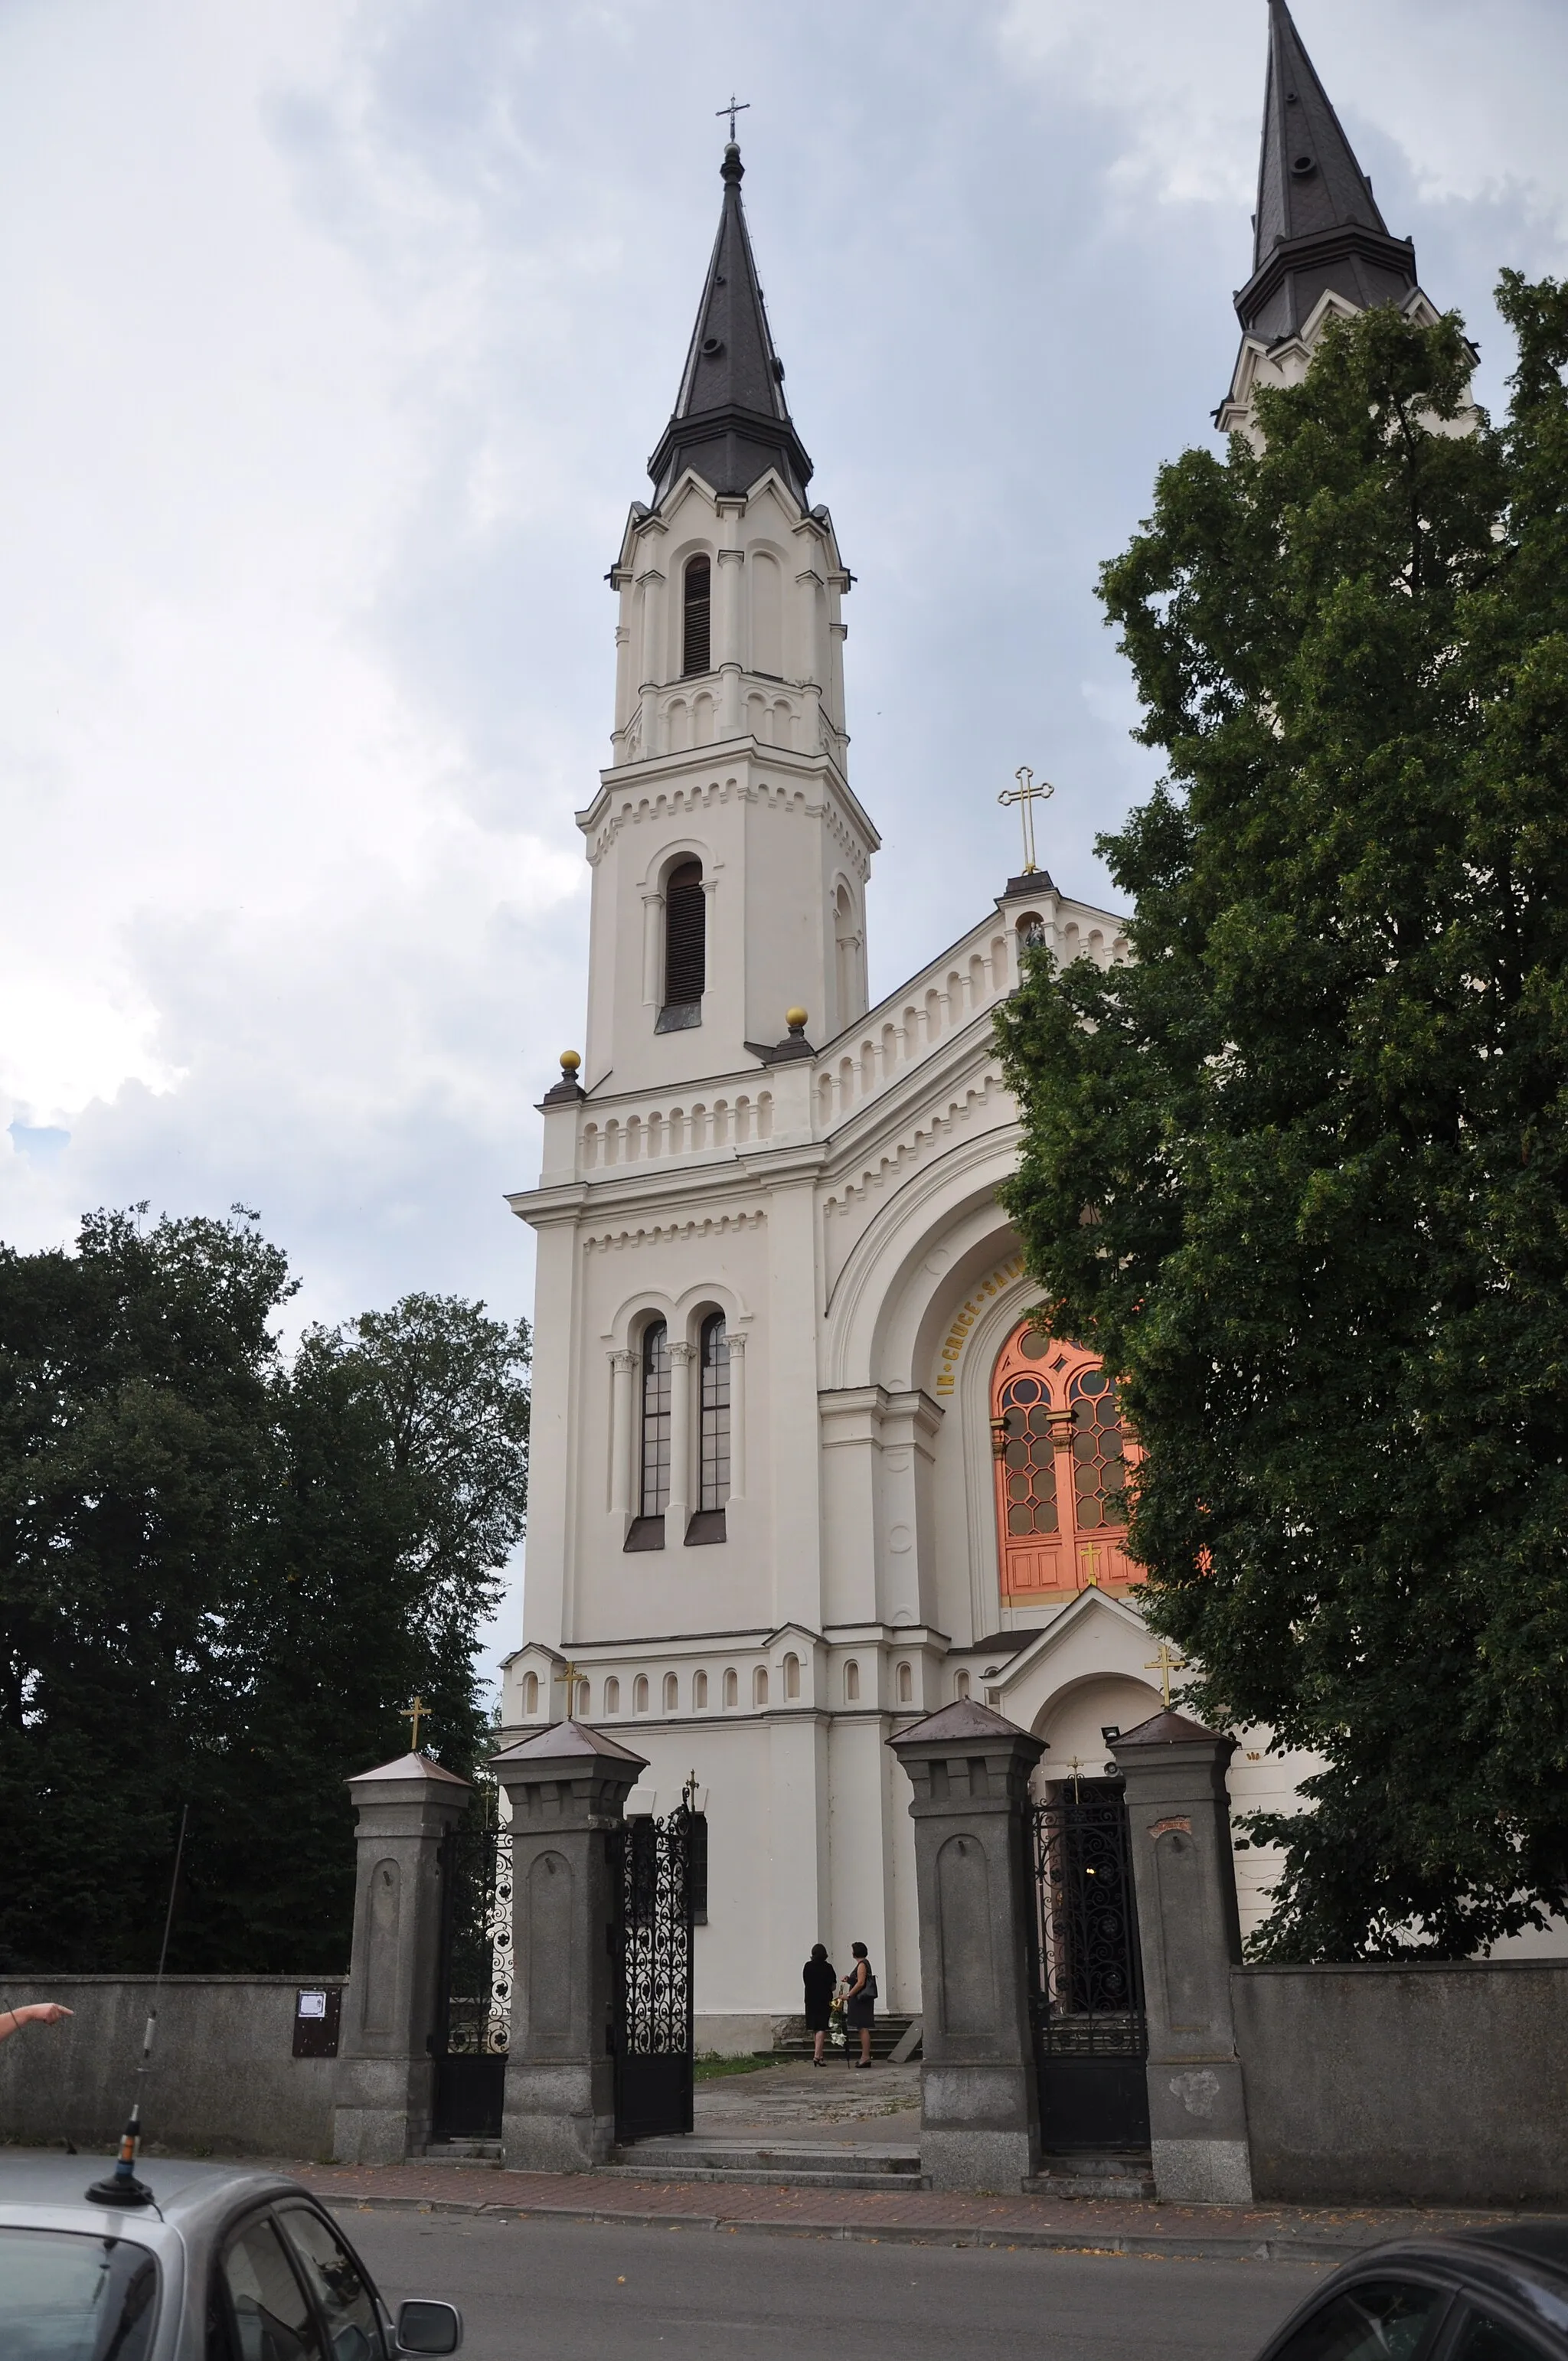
[[431, 1794, 512, 2142], [612, 1796, 694, 2144], [1029, 1778, 1149, 2152]]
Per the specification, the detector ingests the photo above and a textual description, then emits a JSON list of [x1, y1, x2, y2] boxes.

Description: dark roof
[[965, 1628, 1046, 1657], [1236, 0, 1419, 343], [491, 1717, 648, 1769], [648, 142, 813, 508], [348, 1749, 469, 1788], [887, 1696, 1036, 1750], [1115, 1709, 1226, 1749]]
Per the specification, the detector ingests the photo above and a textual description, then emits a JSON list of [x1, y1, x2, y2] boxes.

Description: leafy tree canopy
[[0, 1206, 529, 1973], [995, 276, 1568, 1960]]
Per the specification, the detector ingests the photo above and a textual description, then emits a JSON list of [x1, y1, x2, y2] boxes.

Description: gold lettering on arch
[[933, 1253, 1026, 1396]]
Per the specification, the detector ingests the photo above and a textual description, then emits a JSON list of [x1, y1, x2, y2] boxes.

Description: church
[[500, 1, 1450, 2050]]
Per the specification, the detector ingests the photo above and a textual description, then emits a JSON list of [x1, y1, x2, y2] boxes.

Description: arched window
[[954, 1669, 970, 1700], [639, 1322, 670, 1523], [659, 860, 706, 1028], [682, 554, 711, 675], [783, 1651, 800, 1700], [575, 1679, 589, 1716], [687, 1313, 730, 1543], [753, 1666, 769, 1707], [663, 1672, 678, 1713], [633, 1674, 649, 1713], [523, 1670, 539, 1715], [835, 883, 859, 1024], [723, 1667, 738, 1708], [844, 1660, 860, 1703], [897, 1661, 913, 1704], [693, 1670, 709, 1710], [604, 1676, 621, 1715], [991, 1317, 1139, 1602]]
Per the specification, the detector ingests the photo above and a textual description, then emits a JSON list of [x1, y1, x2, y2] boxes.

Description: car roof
[[0, 2150, 315, 2242]]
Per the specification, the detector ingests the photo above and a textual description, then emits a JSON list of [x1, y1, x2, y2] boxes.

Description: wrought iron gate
[[431, 1799, 512, 2141], [1029, 1778, 1149, 2152], [612, 1801, 694, 2144]]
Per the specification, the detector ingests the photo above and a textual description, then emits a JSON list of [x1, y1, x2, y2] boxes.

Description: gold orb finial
[[786, 1007, 808, 1031], [560, 1050, 581, 1073]]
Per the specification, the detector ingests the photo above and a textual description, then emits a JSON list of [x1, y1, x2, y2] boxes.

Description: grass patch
[[692, 2052, 779, 2081]]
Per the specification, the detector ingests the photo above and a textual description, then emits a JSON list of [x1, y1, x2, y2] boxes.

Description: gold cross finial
[[551, 1660, 588, 1714], [997, 766, 1056, 875], [1145, 1643, 1189, 1708], [1065, 1752, 1084, 1801], [402, 1696, 430, 1751], [717, 93, 750, 141], [1080, 1540, 1102, 1589]]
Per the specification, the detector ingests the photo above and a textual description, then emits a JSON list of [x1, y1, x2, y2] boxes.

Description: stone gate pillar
[[1111, 1710, 1254, 2204], [332, 1750, 471, 2165], [490, 1719, 648, 2171], [889, 1699, 1044, 2192]]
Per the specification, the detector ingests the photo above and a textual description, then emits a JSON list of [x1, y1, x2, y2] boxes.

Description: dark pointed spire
[[1236, 0, 1419, 343], [648, 142, 813, 509]]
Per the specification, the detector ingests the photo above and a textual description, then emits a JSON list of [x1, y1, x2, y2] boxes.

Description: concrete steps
[[1024, 2152, 1155, 2201], [766, 2014, 918, 2063], [605, 2139, 925, 2193], [420, 2141, 503, 2163]]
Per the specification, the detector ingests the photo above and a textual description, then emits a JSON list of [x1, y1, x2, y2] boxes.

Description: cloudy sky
[[2, 0, 1564, 1666]]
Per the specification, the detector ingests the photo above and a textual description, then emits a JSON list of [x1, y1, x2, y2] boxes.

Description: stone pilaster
[[491, 1719, 648, 2171], [889, 1699, 1044, 2191], [332, 1750, 471, 2165], [1111, 1710, 1253, 2204]]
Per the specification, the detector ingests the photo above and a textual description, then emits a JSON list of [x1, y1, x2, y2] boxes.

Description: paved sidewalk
[[294, 2156, 1561, 2265]]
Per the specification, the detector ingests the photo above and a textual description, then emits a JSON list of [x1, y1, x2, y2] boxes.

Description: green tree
[[0, 1207, 529, 1972], [995, 277, 1568, 1959]]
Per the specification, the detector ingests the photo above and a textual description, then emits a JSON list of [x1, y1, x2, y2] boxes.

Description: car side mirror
[[396, 2299, 463, 2355]]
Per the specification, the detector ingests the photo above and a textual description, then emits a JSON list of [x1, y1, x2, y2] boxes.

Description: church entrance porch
[[1028, 1778, 1150, 2157]]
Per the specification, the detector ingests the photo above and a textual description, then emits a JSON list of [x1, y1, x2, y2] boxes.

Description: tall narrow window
[[688, 1811, 710, 1924], [625, 1322, 670, 1550], [658, 860, 706, 1030], [682, 554, 711, 675], [687, 1312, 730, 1543]]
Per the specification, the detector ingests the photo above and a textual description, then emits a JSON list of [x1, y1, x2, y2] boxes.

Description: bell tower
[[577, 140, 877, 1096]]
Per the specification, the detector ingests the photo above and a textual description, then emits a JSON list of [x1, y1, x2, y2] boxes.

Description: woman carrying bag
[[843, 1941, 877, 2069]]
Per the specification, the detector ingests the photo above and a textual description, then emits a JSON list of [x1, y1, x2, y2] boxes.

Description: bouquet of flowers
[[827, 1984, 848, 2052]]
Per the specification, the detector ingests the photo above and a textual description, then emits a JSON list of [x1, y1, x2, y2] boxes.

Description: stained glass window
[[1070, 1367, 1128, 1530], [999, 1373, 1060, 1536]]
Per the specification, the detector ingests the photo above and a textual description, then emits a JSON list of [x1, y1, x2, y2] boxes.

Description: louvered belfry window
[[682, 554, 711, 675], [664, 860, 706, 1009]]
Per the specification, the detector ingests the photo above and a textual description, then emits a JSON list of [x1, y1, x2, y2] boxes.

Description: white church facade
[[499, 2, 1439, 2046]]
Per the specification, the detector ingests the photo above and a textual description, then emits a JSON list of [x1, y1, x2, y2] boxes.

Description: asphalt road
[[338, 2207, 1329, 2361]]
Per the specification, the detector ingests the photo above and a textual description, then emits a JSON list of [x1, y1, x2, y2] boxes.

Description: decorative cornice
[[583, 1209, 766, 1255]]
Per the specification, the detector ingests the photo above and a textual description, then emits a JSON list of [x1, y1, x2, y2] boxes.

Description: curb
[[323, 2190, 1366, 2264]]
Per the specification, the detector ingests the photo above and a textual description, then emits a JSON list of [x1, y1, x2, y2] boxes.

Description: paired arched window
[[660, 859, 706, 1025], [640, 1321, 671, 1520], [682, 554, 711, 674], [991, 1318, 1139, 1602]]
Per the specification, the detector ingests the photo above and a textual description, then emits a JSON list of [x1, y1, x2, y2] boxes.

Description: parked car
[[1254, 2225, 1568, 2360], [0, 2150, 462, 2360]]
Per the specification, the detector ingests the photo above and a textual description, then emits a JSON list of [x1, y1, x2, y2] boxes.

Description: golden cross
[[1080, 1540, 1102, 1589], [716, 93, 750, 140], [551, 1660, 588, 1713], [997, 766, 1056, 876], [1065, 1753, 1084, 1801], [402, 1696, 430, 1751], [1145, 1643, 1189, 1708]]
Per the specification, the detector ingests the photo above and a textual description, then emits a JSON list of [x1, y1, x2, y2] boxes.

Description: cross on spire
[[716, 93, 750, 142], [401, 1695, 430, 1751], [998, 766, 1055, 875]]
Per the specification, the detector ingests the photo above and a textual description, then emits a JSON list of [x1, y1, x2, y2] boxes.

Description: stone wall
[[0, 1976, 344, 2160], [1233, 1961, 1568, 2203]]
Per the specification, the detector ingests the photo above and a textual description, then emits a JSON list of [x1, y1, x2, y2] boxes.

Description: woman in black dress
[[844, 1940, 876, 2069], [802, 1943, 836, 2065]]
